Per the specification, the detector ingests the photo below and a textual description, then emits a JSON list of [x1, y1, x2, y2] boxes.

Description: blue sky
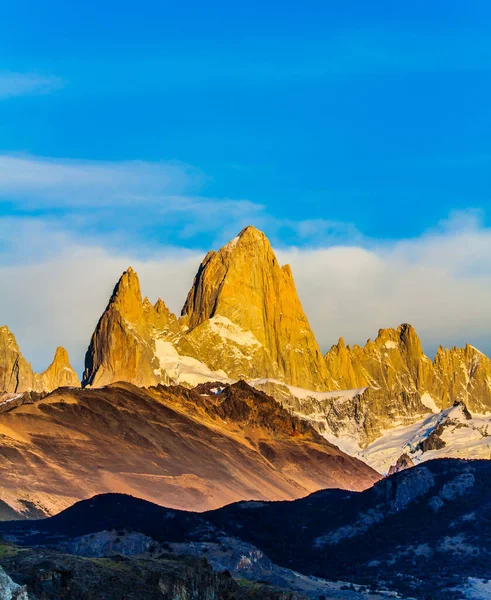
[[2, 1, 491, 371]]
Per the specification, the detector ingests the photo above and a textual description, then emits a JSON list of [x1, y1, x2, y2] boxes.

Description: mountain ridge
[[0, 379, 379, 518], [1, 225, 491, 476]]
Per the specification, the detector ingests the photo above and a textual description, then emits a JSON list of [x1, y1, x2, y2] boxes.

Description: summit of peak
[[41, 346, 80, 390], [220, 226, 270, 254], [397, 323, 416, 335], [238, 225, 266, 239], [376, 327, 398, 341], [180, 224, 329, 390], [53, 346, 70, 362], [108, 268, 143, 316], [154, 298, 166, 310]]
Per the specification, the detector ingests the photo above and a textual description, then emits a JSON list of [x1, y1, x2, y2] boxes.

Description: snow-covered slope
[[347, 403, 491, 474], [154, 339, 232, 386], [248, 379, 491, 475]]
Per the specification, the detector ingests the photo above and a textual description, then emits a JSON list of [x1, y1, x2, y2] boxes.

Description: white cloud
[[0, 154, 201, 205], [279, 212, 491, 358], [0, 154, 271, 249], [0, 219, 203, 373], [0, 73, 62, 99], [2, 212, 491, 378]]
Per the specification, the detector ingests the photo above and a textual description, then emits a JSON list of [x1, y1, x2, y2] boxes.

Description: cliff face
[[306, 325, 491, 448], [0, 548, 305, 600], [82, 268, 160, 388], [181, 227, 330, 390], [0, 326, 36, 393], [431, 344, 491, 412]]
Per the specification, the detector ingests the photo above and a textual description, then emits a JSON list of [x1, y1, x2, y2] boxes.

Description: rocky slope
[[0, 546, 306, 600], [206, 459, 490, 599], [278, 324, 491, 452], [0, 380, 378, 518], [0, 502, 402, 600]]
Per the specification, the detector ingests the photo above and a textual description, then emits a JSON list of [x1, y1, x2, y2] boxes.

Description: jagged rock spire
[[181, 225, 331, 390], [40, 346, 80, 390], [0, 328, 80, 393], [82, 268, 160, 388], [0, 326, 36, 393]]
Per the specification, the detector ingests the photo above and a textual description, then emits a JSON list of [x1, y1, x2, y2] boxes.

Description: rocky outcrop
[[0, 565, 28, 599], [82, 268, 162, 388], [0, 327, 36, 393], [432, 344, 491, 412], [387, 453, 415, 476], [320, 325, 491, 446], [39, 347, 80, 390], [0, 327, 79, 394], [0, 548, 304, 600], [181, 226, 331, 390], [324, 324, 434, 394]]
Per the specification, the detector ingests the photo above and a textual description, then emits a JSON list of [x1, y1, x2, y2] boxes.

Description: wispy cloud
[[0, 73, 63, 99], [278, 211, 491, 358], [0, 155, 201, 204], [0, 154, 337, 250]]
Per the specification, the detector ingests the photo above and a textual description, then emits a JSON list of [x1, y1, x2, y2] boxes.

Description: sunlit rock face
[[0, 326, 36, 393], [82, 267, 161, 388], [319, 324, 491, 447], [82, 226, 333, 391], [39, 346, 80, 390], [0, 327, 78, 393], [181, 226, 331, 390]]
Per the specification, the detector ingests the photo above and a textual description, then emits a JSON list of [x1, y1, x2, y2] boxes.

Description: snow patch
[[154, 339, 232, 387], [223, 236, 239, 250], [249, 378, 367, 402], [357, 405, 491, 474], [459, 578, 491, 599], [420, 392, 440, 414], [384, 341, 398, 349], [208, 315, 262, 348]]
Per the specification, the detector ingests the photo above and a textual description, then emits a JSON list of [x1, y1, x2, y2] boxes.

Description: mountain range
[[0, 225, 490, 503], [1, 225, 491, 599]]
